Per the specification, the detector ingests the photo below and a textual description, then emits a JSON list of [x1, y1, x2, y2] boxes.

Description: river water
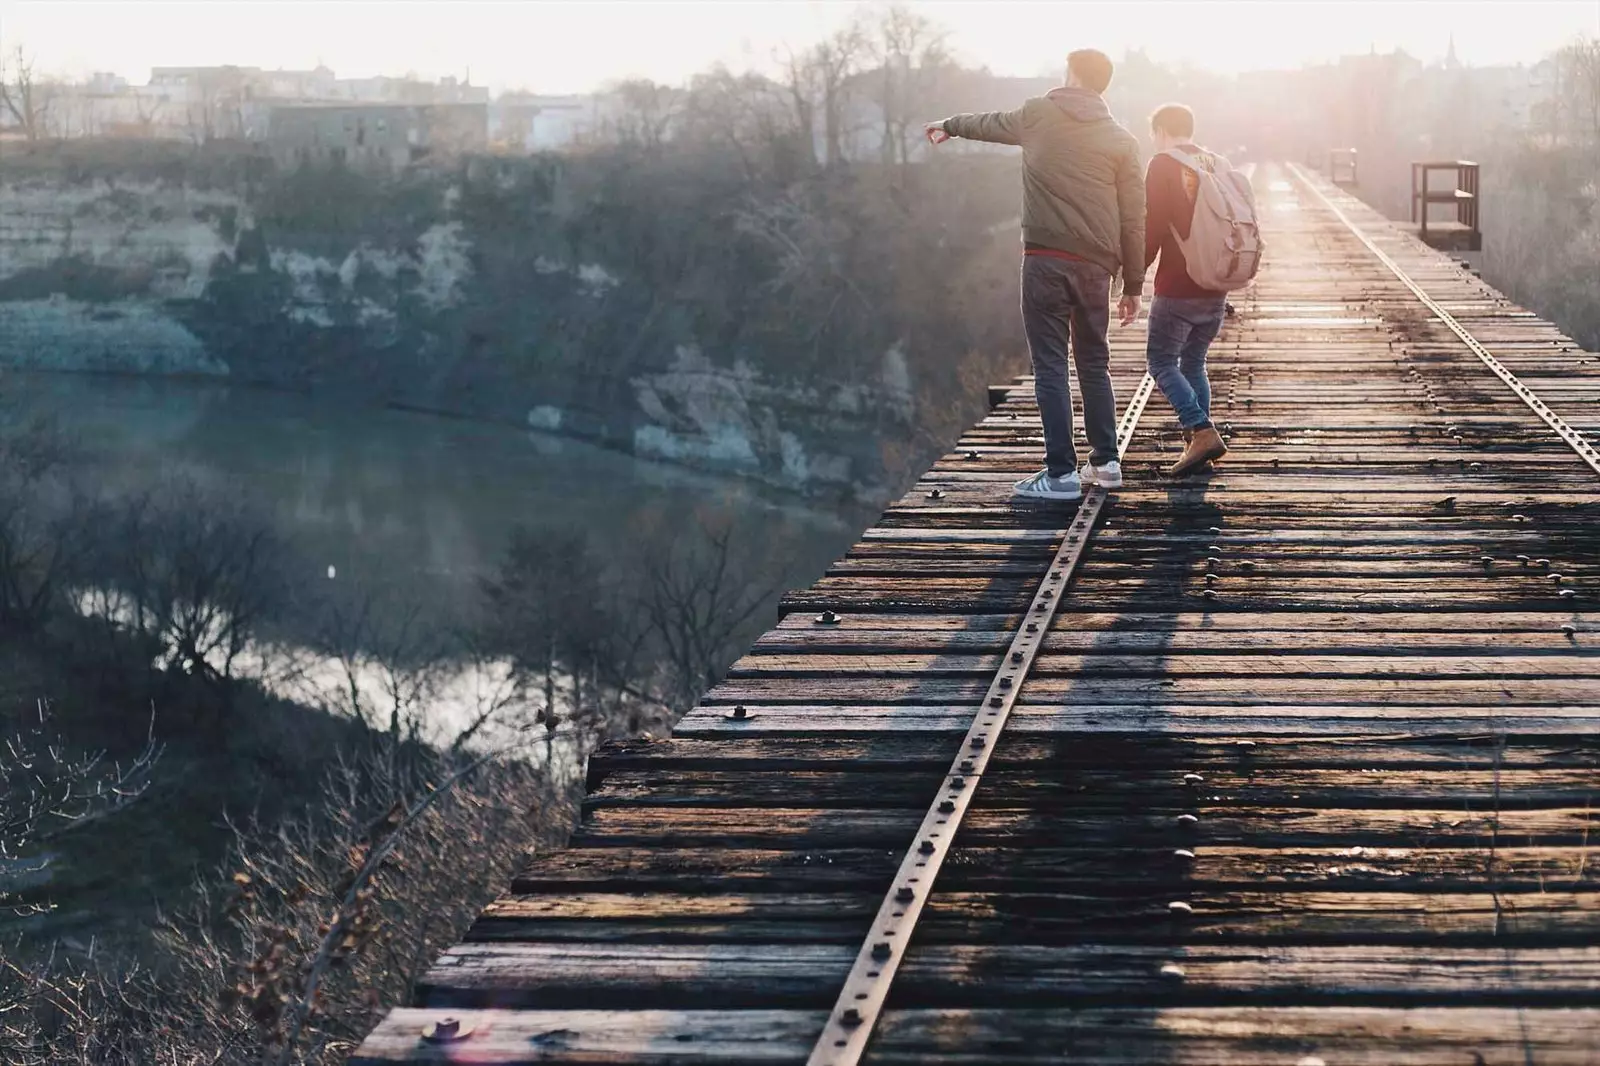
[[2, 372, 877, 735]]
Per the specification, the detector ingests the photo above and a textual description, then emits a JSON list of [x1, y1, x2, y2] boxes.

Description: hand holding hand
[[1117, 293, 1142, 327], [925, 122, 950, 146]]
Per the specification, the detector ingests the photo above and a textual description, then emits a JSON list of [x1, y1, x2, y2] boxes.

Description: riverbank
[[0, 139, 1025, 501]]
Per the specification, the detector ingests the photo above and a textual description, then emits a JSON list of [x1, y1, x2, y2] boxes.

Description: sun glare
[[1, 0, 1594, 91]]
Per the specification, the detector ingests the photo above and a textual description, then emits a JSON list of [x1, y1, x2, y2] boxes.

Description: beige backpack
[[1164, 148, 1264, 291]]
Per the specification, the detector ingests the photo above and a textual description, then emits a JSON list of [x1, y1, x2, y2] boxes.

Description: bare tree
[[1556, 37, 1600, 146], [0, 419, 98, 639], [0, 45, 54, 142], [638, 510, 792, 712], [864, 3, 950, 167], [800, 21, 869, 168], [303, 591, 447, 745], [605, 78, 684, 149], [679, 68, 803, 183], [72, 478, 296, 728]]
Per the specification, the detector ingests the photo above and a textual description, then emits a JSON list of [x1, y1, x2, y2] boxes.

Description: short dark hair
[[1151, 103, 1195, 139], [1067, 49, 1114, 94]]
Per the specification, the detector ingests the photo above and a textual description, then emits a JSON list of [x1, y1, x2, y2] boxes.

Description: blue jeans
[[1146, 295, 1227, 429], [1021, 255, 1118, 474]]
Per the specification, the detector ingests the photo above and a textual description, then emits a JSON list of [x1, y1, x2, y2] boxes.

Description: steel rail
[[805, 371, 1159, 1066], [1289, 162, 1600, 478]]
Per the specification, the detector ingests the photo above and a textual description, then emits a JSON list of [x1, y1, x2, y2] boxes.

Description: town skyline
[[2, 0, 1596, 95]]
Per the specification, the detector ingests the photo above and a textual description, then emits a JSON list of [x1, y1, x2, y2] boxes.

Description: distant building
[[489, 92, 614, 152], [335, 75, 489, 106], [268, 102, 488, 172]]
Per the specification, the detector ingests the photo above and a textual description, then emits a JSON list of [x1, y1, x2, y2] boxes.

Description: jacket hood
[[1046, 86, 1112, 123]]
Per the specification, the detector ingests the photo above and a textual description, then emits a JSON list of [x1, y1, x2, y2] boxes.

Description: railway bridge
[[355, 164, 1600, 1064]]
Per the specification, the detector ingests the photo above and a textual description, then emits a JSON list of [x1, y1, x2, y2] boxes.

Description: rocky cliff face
[[0, 142, 1022, 498]]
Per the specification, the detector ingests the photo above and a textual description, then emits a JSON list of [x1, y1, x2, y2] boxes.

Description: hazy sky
[[3, 1, 1596, 93]]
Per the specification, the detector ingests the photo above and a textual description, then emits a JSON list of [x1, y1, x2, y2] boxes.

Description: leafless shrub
[[0, 700, 160, 1063], [143, 738, 548, 1065]]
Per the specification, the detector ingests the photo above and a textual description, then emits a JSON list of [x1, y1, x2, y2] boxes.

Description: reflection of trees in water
[[1, 412, 830, 1061]]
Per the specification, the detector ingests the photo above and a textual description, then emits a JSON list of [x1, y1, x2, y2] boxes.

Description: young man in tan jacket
[[926, 49, 1146, 500]]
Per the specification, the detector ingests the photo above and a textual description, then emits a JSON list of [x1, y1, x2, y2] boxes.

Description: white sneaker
[[1081, 459, 1123, 488], [1013, 469, 1082, 500]]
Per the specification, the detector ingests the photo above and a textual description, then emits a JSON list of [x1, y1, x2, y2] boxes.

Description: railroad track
[[356, 164, 1600, 1064]]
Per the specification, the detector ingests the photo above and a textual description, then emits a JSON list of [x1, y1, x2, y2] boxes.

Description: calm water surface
[[3, 371, 876, 649]]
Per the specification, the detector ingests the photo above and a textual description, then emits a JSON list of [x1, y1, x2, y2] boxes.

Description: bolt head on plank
[[939, 800, 956, 813], [1168, 901, 1193, 916], [1561, 623, 1578, 635], [871, 942, 892, 960], [422, 1018, 472, 1044], [816, 610, 841, 625]]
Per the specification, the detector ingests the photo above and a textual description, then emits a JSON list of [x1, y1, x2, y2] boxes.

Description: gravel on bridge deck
[[354, 164, 1600, 1063]]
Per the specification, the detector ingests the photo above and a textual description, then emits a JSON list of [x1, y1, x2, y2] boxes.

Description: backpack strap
[[1163, 146, 1225, 173]]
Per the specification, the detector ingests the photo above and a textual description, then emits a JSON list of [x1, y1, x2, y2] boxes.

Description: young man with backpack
[[926, 49, 1146, 501], [1144, 103, 1263, 475]]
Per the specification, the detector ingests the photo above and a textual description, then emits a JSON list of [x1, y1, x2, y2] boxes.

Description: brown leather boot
[[1182, 428, 1194, 444], [1168, 425, 1227, 476]]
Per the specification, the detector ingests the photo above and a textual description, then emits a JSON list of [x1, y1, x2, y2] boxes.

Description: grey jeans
[[1021, 254, 1118, 474]]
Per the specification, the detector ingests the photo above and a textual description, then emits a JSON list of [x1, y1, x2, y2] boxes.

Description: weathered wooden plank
[[753, 628, 1599, 654], [469, 890, 1600, 945], [567, 806, 1599, 850], [673, 704, 1600, 736], [595, 735, 1600, 772], [581, 767, 1600, 811], [726, 653, 1600, 680], [702, 675, 1600, 706], [354, 1006, 1600, 1065], [513, 845, 1597, 894], [419, 943, 1600, 1009], [769, 610, 1598, 632]]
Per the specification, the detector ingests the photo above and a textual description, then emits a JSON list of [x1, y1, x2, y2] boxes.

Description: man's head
[[1065, 50, 1114, 94], [1150, 103, 1195, 151]]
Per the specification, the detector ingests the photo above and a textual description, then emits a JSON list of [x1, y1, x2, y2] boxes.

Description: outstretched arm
[[931, 107, 1025, 146]]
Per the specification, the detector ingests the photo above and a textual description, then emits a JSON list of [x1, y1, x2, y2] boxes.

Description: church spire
[[1445, 33, 1459, 69]]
